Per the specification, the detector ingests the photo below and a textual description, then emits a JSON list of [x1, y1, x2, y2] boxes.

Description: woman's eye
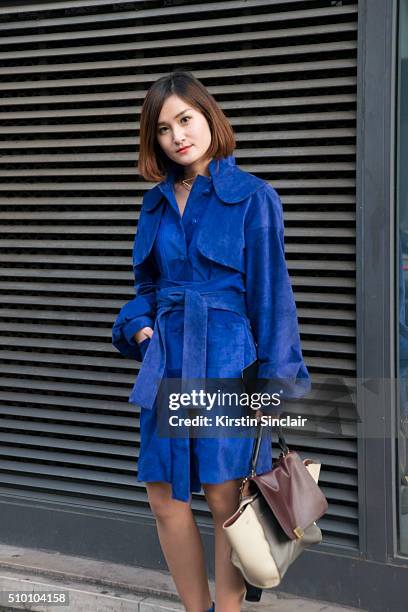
[[157, 116, 190, 134]]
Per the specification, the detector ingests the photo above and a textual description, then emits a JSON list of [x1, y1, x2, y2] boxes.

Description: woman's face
[[156, 94, 212, 173]]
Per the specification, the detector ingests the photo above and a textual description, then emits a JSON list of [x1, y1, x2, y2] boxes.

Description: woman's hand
[[133, 326, 154, 344]]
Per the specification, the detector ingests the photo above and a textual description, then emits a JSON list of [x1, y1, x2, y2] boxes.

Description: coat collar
[[142, 155, 265, 212]]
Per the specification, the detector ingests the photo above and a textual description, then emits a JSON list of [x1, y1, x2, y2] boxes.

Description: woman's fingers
[[144, 327, 154, 339], [134, 326, 154, 344]]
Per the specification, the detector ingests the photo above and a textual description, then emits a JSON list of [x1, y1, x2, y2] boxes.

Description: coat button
[[192, 218, 197, 223]]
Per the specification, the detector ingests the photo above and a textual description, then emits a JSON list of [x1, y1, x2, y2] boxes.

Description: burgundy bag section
[[250, 450, 328, 540]]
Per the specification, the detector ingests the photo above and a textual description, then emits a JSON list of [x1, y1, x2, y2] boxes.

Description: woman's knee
[[146, 482, 191, 521], [203, 480, 241, 520]]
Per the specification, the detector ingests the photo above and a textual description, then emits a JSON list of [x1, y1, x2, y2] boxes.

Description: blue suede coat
[[112, 155, 311, 502]]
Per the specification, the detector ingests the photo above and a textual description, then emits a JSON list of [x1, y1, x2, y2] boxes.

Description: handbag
[[222, 423, 327, 592], [240, 358, 328, 538]]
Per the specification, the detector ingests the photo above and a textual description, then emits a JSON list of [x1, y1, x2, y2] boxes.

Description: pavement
[[0, 544, 365, 612]]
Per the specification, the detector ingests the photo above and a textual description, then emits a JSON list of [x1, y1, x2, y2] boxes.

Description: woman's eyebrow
[[157, 108, 192, 126]]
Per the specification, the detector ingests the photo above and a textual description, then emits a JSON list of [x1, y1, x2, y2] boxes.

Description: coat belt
[[128, 286, 247, 411]]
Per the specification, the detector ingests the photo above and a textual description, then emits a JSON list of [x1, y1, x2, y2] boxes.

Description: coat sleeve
[[244, 184, 311, 410], [111, 232, 159, 361]]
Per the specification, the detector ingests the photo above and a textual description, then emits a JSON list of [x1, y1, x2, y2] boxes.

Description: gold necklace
[[176, 175, 197, 191]]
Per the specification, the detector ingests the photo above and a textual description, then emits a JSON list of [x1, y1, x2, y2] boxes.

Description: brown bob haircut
[[138, 70, 236, 182]]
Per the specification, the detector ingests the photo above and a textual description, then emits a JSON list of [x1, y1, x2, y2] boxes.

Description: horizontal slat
[[0, 148, 356, 164], [0, 307, 113, 320], [0, 291, 356, 309], [0, 22, 357, 63], [290, 278, 355, 287], [0, 446, 138, 471], [0, 374, 140, 400], [0, 278, 355, 296], [0, 0, 159, 15], [0, 211, 356, 224], [317, 517, 358, 537], [0, 384, 358, 414], [0, 317, 354, 338], [0, 194, 356, 206], [0, 4, 357, 42], [0, 77, 357, 110], [0, 0, 326, 25], [304, 357, 355, 370], [326, 504, 358, 521], [0, 129, 356, 149], [0, 356, 355, 378], [0, 163, 356, 176], [0, 472, 146, 501], [0, 390, 140, 413], [0, 262, 356, 276], [0, 432, 137, 456], [0, 93, 357, 112], [320, 534, 358, 548], [0, 486, 155, 516], [0, 417, 138, 441], [0, 69, 357, 93], [0, 227, 356, 239], [0, 42, 357, 77], [0, 349, 140, 372], [298, 307, 355, 320], [300, 323, 355, 336], [0, 405, 136, 427], [0, 111, 356, 132], [0, 335, 355, 356], [284, 435, 357, 455]]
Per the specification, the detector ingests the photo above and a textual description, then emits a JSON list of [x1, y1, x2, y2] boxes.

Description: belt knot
[[129, 287, 247, 411]]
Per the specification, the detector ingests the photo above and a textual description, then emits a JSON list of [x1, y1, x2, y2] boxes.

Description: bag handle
[[250, 421, 289, 476]]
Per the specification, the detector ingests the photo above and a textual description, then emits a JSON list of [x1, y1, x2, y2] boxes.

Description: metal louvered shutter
[[0, 0, 358, 550]]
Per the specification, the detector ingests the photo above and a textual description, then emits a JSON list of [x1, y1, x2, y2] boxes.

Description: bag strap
[[250, 421, 289, 476]]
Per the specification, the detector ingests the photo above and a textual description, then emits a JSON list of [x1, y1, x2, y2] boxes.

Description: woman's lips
[[177, 145, 192, 153]]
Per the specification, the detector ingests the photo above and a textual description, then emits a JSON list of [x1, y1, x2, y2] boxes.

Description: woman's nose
[[173, 127, 186, 144]]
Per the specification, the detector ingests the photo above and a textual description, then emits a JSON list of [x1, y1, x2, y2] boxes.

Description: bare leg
[[146, 482, 212, 612], [203, 479, 246, 612]]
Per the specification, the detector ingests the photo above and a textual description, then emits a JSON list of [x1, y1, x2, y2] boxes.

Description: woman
[[112, 70, 311, 612]]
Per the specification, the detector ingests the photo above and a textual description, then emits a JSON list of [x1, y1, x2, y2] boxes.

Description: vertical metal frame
[[356, 0, 399, 562]]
